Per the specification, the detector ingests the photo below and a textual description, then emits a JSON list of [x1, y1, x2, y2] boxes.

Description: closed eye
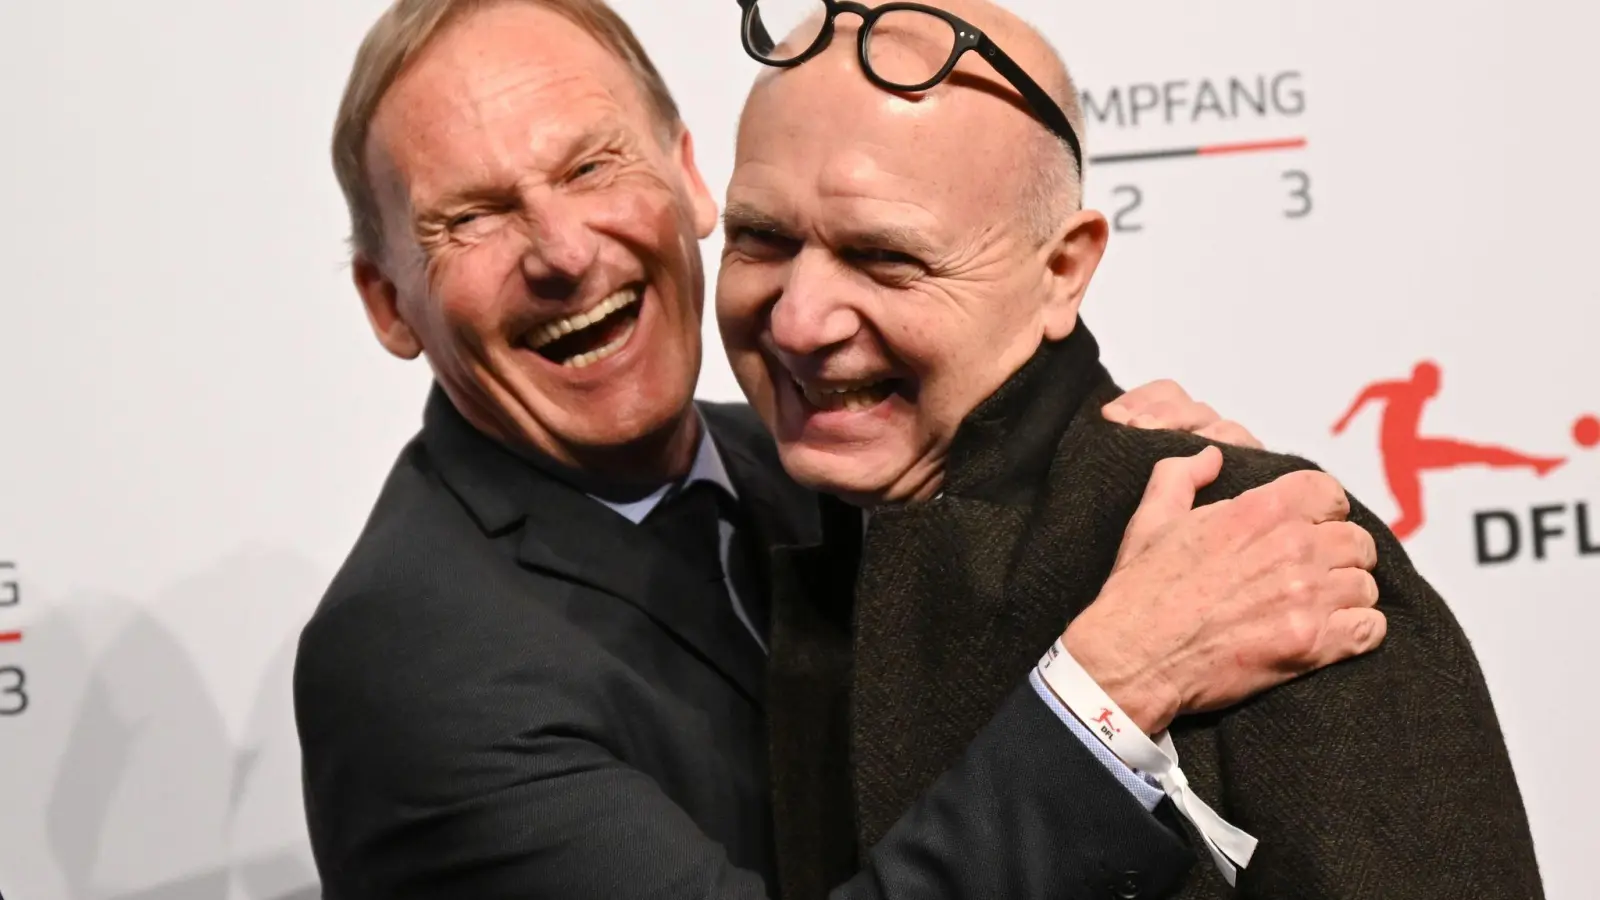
[[844, 247, 922, 267], [570, 159, 607, 180], [728, 226, 802, 259]]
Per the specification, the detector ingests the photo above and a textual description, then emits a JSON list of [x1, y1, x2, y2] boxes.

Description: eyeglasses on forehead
[[736, 0, 1083, 172]]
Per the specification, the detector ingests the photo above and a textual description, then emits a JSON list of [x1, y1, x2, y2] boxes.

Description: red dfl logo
[[1332, 361, 1594, 540], [1093, 708, 1121, 734]]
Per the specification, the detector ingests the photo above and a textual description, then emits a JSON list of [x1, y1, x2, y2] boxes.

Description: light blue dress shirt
[[593, 425, 1161, 812]]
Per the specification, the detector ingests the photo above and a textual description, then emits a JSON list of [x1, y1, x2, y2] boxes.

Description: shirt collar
[[594, 415, 740, 525]]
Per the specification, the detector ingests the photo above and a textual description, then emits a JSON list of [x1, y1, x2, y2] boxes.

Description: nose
[[518, 200, 601, 303], [768, 248, 863, 358]]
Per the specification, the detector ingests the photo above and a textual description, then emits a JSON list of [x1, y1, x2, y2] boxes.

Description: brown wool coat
[[766, 325, 1545, 899]]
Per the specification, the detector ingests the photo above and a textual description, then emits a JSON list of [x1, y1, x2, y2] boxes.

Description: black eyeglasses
[[737, 0, 1082, 172]]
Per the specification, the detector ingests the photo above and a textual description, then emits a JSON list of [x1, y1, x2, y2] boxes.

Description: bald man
[[717, 2, 1546, 899]]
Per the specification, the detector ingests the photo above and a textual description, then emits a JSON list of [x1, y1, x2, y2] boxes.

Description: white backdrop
[[0, 1, 1593, 898]]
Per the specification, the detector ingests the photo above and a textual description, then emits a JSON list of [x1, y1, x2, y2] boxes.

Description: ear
[[671, 125, 719, 240], [1040, 209, 1109, 341], [353, 251, 423, 360]]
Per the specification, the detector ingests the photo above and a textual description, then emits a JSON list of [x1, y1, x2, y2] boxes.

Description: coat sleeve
[[295, 588, 1196, 900], [1208, 485, 1546, 900], [860, 680, 1196, 900]]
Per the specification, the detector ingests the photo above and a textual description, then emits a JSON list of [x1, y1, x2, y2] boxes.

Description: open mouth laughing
[[792, 375, 903, 412], [526, 285, 644, 369]]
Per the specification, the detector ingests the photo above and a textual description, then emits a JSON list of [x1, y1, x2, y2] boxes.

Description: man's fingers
[[1197, 420, 1265, 451], [1136, 445, 1224, 519], [1314, 520, 1379, 572], [1104, 379, 1189, 425], [1266, 469, 1352, 525], [1118, 446, 1224, 565], [1321, 565, 1381, 612], [1312, 607, 1389, 668], [1127, 401, 1221, 433]]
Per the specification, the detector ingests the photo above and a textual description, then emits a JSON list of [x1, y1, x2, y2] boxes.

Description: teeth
[[564, 317, 638, 369], [794, 377, 893, 411], [528, 287, 641, 350]]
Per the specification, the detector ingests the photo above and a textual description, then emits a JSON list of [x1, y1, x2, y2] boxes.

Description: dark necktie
[[644, 482, 727, 582], [642, 482, 769, 694]]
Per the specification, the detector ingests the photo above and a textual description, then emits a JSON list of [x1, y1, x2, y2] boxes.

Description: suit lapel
[[512, 491, 772, 700], [421, 387, 764, 703]]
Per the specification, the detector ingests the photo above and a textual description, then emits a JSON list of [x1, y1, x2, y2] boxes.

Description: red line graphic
[[1196, 137, 1309, 156], [0, 632, 20, 644], [1090, 136, 1308, 166]]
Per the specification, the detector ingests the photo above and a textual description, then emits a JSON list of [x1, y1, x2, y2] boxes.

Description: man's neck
[[462, 396, 703, 503], [568, 410, 703, 497]]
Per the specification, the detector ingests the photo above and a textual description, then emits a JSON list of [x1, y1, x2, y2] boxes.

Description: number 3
[[1283, 171, 1312, 219], [0, 667, 26, 716]]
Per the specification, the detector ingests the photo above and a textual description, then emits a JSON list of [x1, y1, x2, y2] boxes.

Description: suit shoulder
[[299, 439, 571, 673], [1068, 417, 1467, 643], [295, 485, 591, 762], [1062, 417, 1417, 548], [309, 440, 477, 617]]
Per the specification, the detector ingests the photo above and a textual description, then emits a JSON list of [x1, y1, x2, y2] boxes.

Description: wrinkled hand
[[1062, 446, 1386, 734], [1104, 379, 1264, 450]]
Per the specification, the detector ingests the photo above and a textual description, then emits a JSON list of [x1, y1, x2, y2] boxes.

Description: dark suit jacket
[[803, 325, 1546, 899], [295, 387, 1196, 900]]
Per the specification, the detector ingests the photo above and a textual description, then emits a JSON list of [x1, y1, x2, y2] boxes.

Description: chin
[[557, 372, 696, 448], [776, 441, 905, 506]]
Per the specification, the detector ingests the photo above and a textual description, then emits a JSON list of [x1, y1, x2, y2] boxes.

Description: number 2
[[1283, 171, 1312, 218], [1111, 185, 1144, 233], [0, 667, 26, 716]]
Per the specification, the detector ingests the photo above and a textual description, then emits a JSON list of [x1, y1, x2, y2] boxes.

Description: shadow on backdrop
[[36, 549, 329, 900]]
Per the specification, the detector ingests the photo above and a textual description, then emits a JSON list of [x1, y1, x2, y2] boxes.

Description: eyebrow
[[723, 201, 939, 257], [840, 221, 939, 258], [722, 201, 789, 236]]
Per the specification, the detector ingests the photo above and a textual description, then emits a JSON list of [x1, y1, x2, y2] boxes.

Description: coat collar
[[419, 386, 546, 535], [939, 322, 1117, 506]]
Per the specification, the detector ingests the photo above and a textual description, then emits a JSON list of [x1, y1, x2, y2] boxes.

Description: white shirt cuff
[[1029, 668, 1165, 812]]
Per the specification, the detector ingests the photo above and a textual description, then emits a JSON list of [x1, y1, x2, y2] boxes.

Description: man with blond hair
[[296, 1, 1394, 897], [719, 1, 1544, 898]]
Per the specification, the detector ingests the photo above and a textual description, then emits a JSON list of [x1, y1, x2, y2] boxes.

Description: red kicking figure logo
[[1332, 361, 1567, 540], [1093, 708, 1121, 734]]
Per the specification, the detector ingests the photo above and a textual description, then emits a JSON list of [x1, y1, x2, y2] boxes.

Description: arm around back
[[295, 579, 1195, 900]]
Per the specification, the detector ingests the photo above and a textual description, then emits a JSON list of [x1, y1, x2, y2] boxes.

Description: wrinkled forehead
[[370, 5, 651, 186], [734, 36, 1026, 232]]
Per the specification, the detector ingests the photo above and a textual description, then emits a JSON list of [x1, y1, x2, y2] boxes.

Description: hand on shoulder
[[1064, 445, 1387, 734]]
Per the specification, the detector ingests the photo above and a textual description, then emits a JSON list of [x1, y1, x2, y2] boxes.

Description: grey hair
[[1014, 37, 1087, 243]]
